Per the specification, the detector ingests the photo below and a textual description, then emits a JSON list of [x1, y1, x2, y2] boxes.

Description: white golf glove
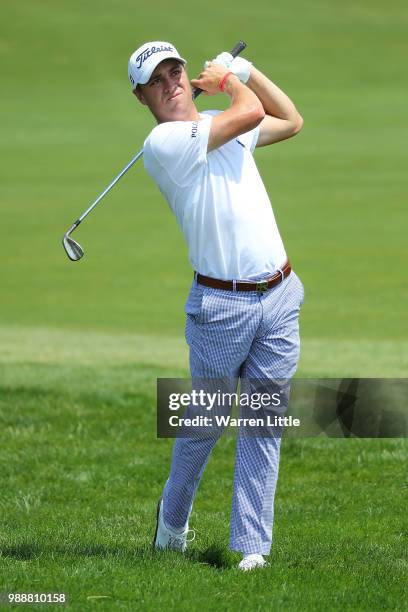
[[230, 57, 252, 84], [204, 52, 252, 84], [212, 52, 234, 68]]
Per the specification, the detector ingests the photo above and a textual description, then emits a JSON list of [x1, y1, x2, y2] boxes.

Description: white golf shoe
[[153, 498, 195, 552], [238, 554, 268, 571]]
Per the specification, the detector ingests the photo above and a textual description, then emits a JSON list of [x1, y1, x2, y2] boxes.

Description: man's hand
[[207, 52, 233, 69], [191, 62, 234, 96], [206, 52, 252, 84], [197, 53, 302, 148]]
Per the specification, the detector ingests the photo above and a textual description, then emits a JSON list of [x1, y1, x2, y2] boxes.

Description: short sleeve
[[236, 125, 260, 152], [144, 118, 211, 187], [202, 109, 259, 152]]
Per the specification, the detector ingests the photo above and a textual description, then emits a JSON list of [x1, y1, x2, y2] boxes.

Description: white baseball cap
[[128, 41, 187, 90]]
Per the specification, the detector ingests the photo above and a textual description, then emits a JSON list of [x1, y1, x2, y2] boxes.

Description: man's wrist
[[221, 73, 241, 95], [210, 53, 252, 85], [219, 71, 234, 92]]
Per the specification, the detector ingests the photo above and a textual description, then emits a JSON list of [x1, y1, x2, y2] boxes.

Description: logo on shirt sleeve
[[191, 122, 198, 138]]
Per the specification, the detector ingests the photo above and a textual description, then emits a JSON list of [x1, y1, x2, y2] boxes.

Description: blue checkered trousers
[[162, 269, 304, 555]]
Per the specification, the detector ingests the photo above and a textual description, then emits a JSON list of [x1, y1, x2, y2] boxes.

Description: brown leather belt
[[196, 260, 291, 293]]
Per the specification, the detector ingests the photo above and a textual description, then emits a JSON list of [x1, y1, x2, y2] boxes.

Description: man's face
[[134, 59, 197, 123]]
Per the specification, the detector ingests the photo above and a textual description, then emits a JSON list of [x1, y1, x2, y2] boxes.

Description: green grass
[[0, 373, 407, 610], [1, 0, 408, 608], [1, 329, 407, 609], [1, 326, 408, 377], [1, 0, 407, 338]]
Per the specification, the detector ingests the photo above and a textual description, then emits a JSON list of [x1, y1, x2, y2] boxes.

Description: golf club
[[62, 40, 247, 261]]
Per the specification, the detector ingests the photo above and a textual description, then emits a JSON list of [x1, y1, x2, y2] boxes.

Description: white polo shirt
[[143, 110, 287, 280]]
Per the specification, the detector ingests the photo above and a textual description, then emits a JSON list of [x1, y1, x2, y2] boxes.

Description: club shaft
[[75, 147, 144, 226]]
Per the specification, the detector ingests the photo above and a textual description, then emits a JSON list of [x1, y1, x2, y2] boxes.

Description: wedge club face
[[62, 234, 84, 261]]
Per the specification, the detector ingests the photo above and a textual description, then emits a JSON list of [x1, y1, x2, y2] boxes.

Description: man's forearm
[[246, 66, 301, 123]]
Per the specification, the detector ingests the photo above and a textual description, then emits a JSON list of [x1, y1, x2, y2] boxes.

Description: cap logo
[[135, 44, 175, 69]]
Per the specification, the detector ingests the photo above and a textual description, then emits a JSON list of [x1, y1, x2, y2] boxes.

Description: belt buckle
[[256, 280, 269, 293]]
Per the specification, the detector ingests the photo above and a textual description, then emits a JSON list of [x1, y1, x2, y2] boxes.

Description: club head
[[62, 234, 84, 261]]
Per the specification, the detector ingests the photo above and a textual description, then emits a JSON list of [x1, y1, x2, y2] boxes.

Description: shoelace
[[186, 528, 196, 542], [168, 529, 195, 550]]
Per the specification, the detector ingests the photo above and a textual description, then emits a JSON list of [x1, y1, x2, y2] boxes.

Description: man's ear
[[133, 86, 146, 105]]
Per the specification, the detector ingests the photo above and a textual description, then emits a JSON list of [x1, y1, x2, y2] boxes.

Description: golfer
[[128, 41, 304, 571]]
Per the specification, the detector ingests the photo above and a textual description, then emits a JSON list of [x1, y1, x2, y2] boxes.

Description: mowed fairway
[[1, 0, 408, 609], [0, 329, 407, 609]]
